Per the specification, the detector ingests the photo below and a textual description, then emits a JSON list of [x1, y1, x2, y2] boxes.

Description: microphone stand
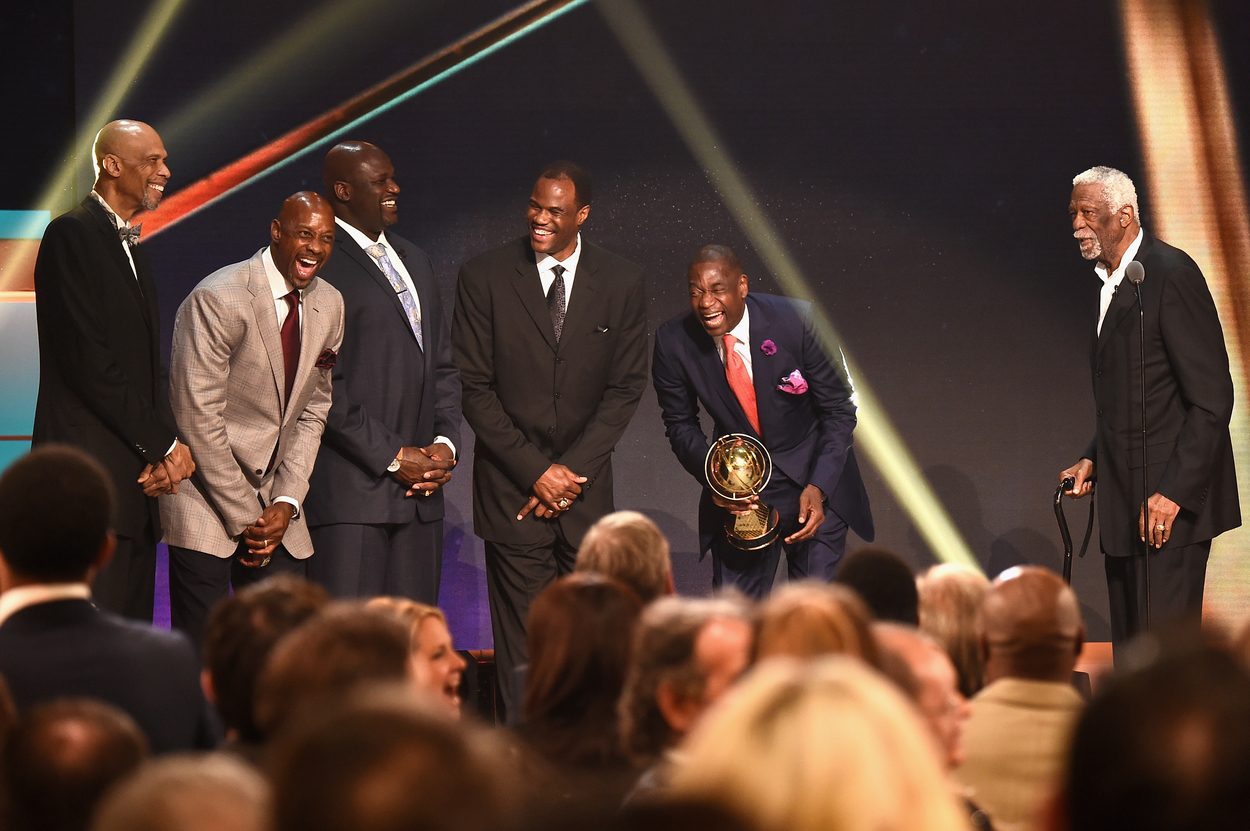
[[1128, 262, 1151, 628]]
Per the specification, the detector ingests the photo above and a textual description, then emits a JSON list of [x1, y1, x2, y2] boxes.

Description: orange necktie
[[723, 334, 760, 435]]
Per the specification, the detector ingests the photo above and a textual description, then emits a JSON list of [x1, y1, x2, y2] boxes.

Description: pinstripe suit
[[161, 248, 344, 644]]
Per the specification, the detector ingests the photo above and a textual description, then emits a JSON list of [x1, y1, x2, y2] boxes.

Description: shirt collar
[[726, 302, 751, 347], [335, 217, 393, 256], [0, 583, 92, 628], [1094, 227, 1145, 285], [90, 189, 130, 231], [262, 246, 302, 301], [535, 233, 582, 276]]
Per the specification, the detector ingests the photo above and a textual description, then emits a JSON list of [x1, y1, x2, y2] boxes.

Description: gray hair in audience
[[575, 510, 672, 604], [916, 563, 990, 696], [91, 753, 268, 831]]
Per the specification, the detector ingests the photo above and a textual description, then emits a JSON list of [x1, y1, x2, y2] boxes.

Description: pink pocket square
[[778, 369, 808, 394]]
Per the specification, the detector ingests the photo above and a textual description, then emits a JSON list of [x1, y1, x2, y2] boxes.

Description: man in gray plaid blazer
[[161, 192, 345, 649]]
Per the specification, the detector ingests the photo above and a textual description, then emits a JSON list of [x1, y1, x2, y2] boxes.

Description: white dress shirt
[[90, 190, 139, 281], [0, 583, 92, 628], [715, 305, 754, 381], [534, 233, 583, 313], [1095, 228, 1145, 336]]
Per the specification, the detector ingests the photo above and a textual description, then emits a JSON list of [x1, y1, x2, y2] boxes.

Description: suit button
[[1096, 410, 1103, 417], [255, 469, 263, 475], [555, 392, 562, 399], [548, 427, 555, 434], [1096, 370, 1102, 377], [556, 357, 565, 364]]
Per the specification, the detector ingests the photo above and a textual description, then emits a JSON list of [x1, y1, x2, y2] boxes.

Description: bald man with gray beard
[[956, 567, 1086, 831]]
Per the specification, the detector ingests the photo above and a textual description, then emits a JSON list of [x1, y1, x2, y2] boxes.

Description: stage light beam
[[597, 0, 981, 571]]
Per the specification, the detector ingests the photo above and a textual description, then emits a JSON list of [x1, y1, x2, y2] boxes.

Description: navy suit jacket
[[1083, 233, 1240, 556], [32, 198, 179, 539], [305, 229, 461, 527], [652, 293, 873, 554], [0, 599, 217, 754]]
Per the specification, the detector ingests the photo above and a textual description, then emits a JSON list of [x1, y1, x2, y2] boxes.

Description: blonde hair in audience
[[670, 656, 968, 831], [366, 596, 446, 642], [755, 581, 880, 666], [916, 563, 990, 696]]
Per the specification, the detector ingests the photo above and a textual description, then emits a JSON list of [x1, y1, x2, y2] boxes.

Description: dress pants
[[308, 518, 443, 603], [712, 507, 849, 600], [1105, 539, 1209, 663], [92, 521, 157, 622], [484, 527, 578, 717], [168, 542, 306, 652]]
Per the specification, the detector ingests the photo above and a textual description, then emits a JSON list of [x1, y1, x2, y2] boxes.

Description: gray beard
[[1076, 234, 1102, 262]]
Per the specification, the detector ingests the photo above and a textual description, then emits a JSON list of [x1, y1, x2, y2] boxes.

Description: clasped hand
[[517, 464, 587, 520], [239, 502, 294, 566], [389, 443, 456, 497], [138, 440, 195, 497]]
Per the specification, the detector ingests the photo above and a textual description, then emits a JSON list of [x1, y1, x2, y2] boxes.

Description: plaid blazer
[[160, 249, 345, 559]]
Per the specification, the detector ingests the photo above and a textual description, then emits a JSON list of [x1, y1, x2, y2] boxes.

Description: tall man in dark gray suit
[[305, 142, 461, 602], [453, 162, 649, 710], [1060, 166, 1239, 657], [32, 120, 194, 621]]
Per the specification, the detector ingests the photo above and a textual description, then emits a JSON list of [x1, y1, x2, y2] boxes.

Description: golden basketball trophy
[[705, 433, 780, 550]]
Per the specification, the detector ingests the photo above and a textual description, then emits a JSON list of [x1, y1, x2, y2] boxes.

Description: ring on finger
[[558, 497, 570, 509], [1155, 524, 1166, 531]]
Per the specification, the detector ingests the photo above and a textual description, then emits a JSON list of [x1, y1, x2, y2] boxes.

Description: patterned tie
[[547, 263, 567, 343], [118, 224, 142, 245], [723, 334, 760, 435], [280, 290, 301, 407], [366, 243, 423, 350]]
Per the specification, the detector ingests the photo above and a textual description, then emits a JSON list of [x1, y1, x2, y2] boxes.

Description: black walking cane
[[1054, 477, 1097, 585]]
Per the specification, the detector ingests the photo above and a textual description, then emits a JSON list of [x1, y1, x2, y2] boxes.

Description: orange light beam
[[144, 0, 590, 238]]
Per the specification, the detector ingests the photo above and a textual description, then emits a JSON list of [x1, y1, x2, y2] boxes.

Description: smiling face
[[269, 193, 336, 290], [335, 146, 399, 239], [527, 175, 588, 261], [689, 259, 748, 339], [96, 121, 170, 219], [1069, 183, 1134, 270], [409, 616, 467, 719]]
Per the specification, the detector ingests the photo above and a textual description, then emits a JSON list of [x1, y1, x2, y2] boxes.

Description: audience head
[[0, 446, 115, 585], [524, 573, 644, 766], [671, 656, 969, 831], [3, 699, 148, 831], [253, 603, 412, 740], [91, 753, 268, 831], [1060, 641, 1250, 831], [202, 575, 330, 743], [619, 596, 753, 765], [916, 563, 991, 696], [755, 581, 879, 666], [367, 598, 467, 719], [874, 623, 970, 770], [268, 686, 512, 831], [979, 566, 1084, 684], [834, 547, 919, 624], [575, 511, 674, 604]]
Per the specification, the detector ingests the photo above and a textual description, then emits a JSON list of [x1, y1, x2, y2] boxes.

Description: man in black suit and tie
[[305, 142, 461, 602], [652, 246, 873, 598], [0, 446, 215, 753], [31, 119, 194, 621], [452, 162, 649, 711], [1060, 166, 1239, 657]]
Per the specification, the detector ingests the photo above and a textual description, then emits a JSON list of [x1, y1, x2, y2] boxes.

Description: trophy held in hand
[[705, 433, 780, 551]]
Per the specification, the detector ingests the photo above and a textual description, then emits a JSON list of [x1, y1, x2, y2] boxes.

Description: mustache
[[1074, 231, 1096, 240]]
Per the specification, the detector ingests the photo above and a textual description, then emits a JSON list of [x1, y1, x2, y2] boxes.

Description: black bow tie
[[118, 224, 142, 245]]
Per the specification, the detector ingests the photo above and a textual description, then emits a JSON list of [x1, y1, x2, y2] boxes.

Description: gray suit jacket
[[161, 248, 345, 559]]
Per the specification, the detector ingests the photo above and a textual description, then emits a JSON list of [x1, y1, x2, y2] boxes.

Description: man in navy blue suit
[[652, 245, 873, 597]]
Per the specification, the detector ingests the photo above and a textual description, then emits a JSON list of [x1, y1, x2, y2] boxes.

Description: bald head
[[322, 141, 398, 239], [980, 566, 1084, 684], [91, 120, 169, 220], [269, 192, 336, 290]]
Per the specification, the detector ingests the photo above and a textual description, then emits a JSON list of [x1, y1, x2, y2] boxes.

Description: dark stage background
[[7, 0, 1250, 645]]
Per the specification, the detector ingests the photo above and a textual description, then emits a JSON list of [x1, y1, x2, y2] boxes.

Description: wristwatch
[[387, 456, 402, 473]]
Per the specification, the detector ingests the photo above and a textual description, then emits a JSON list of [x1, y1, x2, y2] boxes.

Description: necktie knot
[[366, 243, 385, 259], [283, 289, 300, 309], [724, 333, 737, 351], [118, 224, 142, 245]]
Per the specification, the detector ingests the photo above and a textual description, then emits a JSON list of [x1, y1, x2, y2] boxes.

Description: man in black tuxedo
[[0, 446, 216, 754], [452, 162, 649, 710], [652, 245, 873, 598], [32, 119, 194, 621], [305, 142, 461, 602], [1060, 166, 1239, 656]]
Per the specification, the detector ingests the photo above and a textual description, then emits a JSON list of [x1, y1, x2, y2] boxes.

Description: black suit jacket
[[32, 197, 178, 539], [305, 229, 461, 526], [652, 293, 873, 554], [0, 599, 217, 754], [1084, 233, 1240, 556], [452, 237, 649, 546]]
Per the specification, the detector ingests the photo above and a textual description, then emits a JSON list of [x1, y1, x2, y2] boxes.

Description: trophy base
[[724, 504, 781, 551]]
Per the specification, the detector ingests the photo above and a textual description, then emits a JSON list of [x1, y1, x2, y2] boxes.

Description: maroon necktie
[[281, 290, 301, 406]]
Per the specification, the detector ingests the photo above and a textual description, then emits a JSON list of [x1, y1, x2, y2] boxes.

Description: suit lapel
[[748, 297, 777, 439], [1095, 240, 1148, 360], [340, 233, 421, 349], [284, 277, 330, 427], [687, 315, 756, 437], [512, 244, 557, 351], [83, 198, 150, 325], [559, 244, 598, 350], [247, 252, 288, 412]]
